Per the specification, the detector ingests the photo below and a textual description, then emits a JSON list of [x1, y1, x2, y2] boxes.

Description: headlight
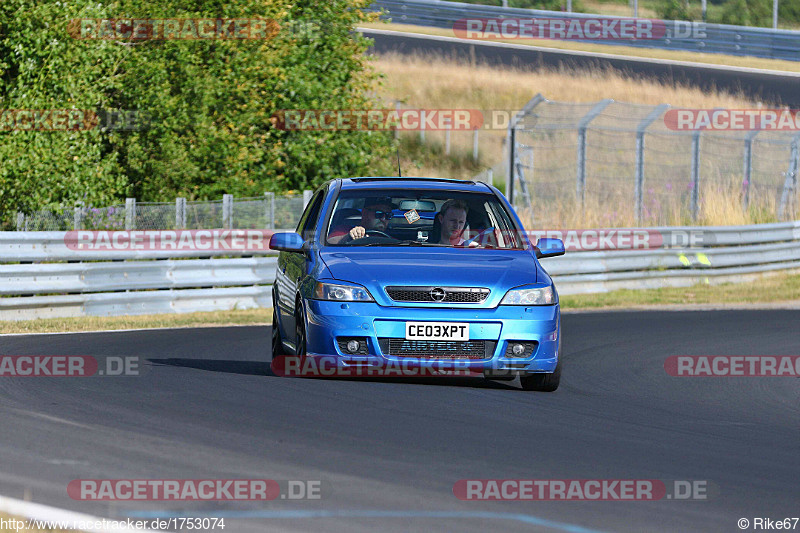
[[313, 281, 374, 302], [500, 284, 557, 305]]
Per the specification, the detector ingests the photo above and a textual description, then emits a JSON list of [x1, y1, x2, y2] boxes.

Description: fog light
[[512, 343, 525, 356], [347, 340, 360, 353]]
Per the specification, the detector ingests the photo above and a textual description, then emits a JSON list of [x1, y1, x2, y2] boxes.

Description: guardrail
[[370, 0, 800, 62], [0, 230, 280, 321], [0, 221, 798, 320]]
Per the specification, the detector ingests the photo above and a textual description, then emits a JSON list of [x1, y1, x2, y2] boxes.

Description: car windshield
[[324, 189, 525, 249]]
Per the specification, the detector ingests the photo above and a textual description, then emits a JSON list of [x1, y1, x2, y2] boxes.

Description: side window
[[296, 189, 326, 241]]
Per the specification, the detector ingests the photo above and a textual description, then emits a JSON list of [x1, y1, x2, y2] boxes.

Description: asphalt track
[[363, 28, 800, 107], [0, 310, 798, 532]]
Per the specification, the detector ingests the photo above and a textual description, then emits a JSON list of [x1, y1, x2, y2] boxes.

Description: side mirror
[[535, 238, 565, 258], [269, 232, 305, 253]]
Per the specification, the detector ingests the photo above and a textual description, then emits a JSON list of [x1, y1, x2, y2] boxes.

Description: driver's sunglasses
[[371, 210, 393, 220]]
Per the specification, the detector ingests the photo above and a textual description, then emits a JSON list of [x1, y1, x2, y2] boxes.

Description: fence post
[[777, 133, 800, 221], [512, 146, 535, 219], [507, 93, 546, 205], [473, 128, 479, 162], [394, 101, 400, 141], [742, 128, 760, 210], [265, 192, 275, 229], [222, 194, 233, 229], [690, 131, 702, 222], [634, 104, 670, 224], [15, 212, 24, 231], [444, 114, 451, 155], [73, 205, 84, 230], [487, 168, 493, 188], [576, 99, 613, 214], [420, 110, 425, 143], [302, 190, 313, 209], [125, 198, 136, 230], [175, 197, 186, 229], [507, 125, 515, 202]]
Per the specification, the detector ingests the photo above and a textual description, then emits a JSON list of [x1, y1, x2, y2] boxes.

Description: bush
[[0, 0, 390, 225]]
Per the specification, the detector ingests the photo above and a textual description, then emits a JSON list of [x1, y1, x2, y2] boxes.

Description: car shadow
[[148, 358, 274, 377], [147, 358, 520, 389]]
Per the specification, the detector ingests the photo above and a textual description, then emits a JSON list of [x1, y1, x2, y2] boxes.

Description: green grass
[[0, 309, 270, 335], [559, 271, 800, 309]]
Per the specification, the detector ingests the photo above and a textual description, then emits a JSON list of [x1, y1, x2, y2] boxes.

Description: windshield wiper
[[355, 240, 444, 247]]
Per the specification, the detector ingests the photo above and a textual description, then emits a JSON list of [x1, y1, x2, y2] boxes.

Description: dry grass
[[370, 54, 800, 227], [373, 53, 758, 108], [362, 22, 800, 74]]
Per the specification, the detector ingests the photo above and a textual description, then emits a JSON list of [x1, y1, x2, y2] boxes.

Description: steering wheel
[[463, 226, 495, 246], [364, 230, 392, 239]]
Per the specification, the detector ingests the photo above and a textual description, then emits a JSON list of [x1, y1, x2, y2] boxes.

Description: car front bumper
[[301, 299, 560, 375]]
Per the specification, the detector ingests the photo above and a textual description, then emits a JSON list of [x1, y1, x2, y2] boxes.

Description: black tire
[[519, 358, 561, 392], [295, 301, 307, 358], [271, 307, 285, 360]]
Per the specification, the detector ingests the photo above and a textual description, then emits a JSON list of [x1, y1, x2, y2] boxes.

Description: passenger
[[436, 199, 473, 246], [328, 197, 396, 243]]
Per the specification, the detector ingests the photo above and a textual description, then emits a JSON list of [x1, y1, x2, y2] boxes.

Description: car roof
[[337, 177, 491, 193]]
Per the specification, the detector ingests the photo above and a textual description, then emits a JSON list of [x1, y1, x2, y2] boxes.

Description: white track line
[[0, 494, 157, 532]]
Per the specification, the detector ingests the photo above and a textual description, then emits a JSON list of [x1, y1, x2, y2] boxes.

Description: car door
[[278, 188, 326, 345]]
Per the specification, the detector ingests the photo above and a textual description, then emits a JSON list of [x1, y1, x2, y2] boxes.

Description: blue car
[[269, 177, 565, 391]]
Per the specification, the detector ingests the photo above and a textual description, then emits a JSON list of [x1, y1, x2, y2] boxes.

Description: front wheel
[[271, 307, 285, 359], [519, 358, 561, 392]]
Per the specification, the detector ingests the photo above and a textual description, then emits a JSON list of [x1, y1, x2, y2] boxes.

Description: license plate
[[405, 322, 469, 341]]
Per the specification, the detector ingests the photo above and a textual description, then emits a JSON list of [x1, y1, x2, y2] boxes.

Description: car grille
[[378, 338, 494, 359], [385, 286, 490, 303]]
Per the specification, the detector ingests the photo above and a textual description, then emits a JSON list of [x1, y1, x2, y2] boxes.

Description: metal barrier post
[[576, 99, 613, 213], [635, 104, 670, 224], [472, 128, 479, 162], [15, 213, 24, 231], [223, 194, 233, 229]]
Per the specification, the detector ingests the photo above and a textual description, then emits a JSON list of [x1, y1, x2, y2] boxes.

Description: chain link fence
[[12, 192, 311, 231], [507, 95, 800, 228]]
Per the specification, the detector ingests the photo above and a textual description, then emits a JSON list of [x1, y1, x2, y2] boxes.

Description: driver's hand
[[349, 226, 366, 240], [468, 241, 480, 248]]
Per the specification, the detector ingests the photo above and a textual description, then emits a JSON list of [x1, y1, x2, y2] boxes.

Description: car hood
[[319, 247, 542, 307]]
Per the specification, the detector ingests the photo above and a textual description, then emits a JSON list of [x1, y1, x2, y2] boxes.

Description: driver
[[328, 196, 396, 243]]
